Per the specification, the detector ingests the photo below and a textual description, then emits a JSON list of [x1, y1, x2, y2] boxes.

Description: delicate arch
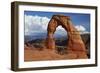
[[46, 15, 87, 58]]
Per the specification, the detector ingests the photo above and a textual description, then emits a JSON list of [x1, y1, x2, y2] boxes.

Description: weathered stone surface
[[46, 15, 87, 58]]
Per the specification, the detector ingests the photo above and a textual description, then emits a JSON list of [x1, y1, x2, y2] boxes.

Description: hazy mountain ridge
[[25, 33, 90, 45]]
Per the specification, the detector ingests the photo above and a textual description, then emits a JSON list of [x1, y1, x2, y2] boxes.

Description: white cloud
[[75, 25, 86, 32], [75, 25, 89, 34], [25, 15, 89, 35], [25, 15, 68, 35], [54, 26, 67, 35], [25, 15, 50, 35]]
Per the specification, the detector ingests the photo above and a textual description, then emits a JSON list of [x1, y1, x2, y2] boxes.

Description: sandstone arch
[[46, 15, 87, 58]]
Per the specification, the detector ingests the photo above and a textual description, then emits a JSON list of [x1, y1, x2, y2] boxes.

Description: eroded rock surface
[[46, 15, 87, 58]]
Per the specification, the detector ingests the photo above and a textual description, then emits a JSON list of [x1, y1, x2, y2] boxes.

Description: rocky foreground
[[24, 33, 90, 61], [24, 47, 87, 61]]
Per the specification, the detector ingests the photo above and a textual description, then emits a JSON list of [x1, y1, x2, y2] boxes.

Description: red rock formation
[[46, 15, 87, 58]]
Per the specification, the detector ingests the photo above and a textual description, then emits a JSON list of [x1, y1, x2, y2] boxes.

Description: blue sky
[[24, 11, 90, 36]]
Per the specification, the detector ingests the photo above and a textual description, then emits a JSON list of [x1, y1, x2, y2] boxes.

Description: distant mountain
[[25, 33, 90, 47], [25, 33, 46, 42], [25, 32, 67, 42]]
